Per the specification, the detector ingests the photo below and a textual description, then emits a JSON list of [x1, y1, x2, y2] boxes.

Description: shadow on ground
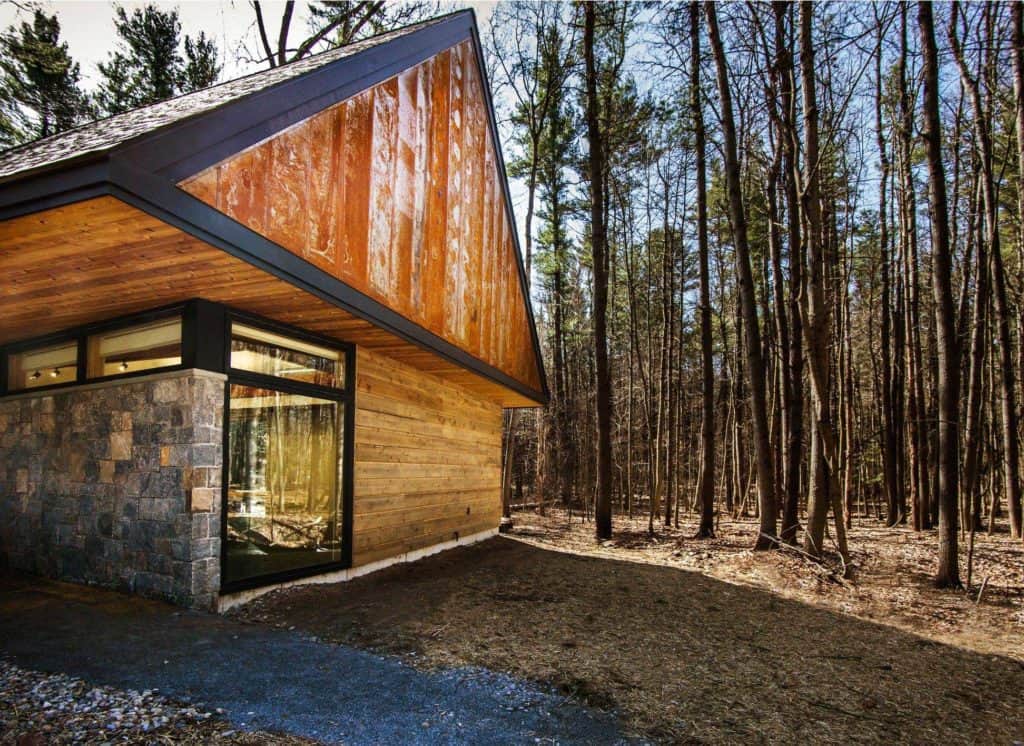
[[234, 537, 1024, 744], [0, 572, 633, 745]]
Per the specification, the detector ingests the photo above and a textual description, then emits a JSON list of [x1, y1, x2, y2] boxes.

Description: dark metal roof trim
[[0, 157, 109, 220]]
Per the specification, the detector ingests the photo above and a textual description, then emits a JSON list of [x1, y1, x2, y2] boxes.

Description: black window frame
[[0, 301, 190, 396], [0, 299, 356, 594], [220, 308, 356, 594]]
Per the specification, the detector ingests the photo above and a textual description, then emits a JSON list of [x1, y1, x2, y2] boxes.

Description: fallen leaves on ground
[[234, 513, 1024, 744]]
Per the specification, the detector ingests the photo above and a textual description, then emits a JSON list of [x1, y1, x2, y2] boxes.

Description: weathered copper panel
[[480, 134, 495, 365], [422, 51, 450, 332], [464, 54, 485, 353], [444, 41, 467, 347], [265, 125, 307, 251], [305, 107, 341, 274], [179, 39, 542, 394], [368, 77, 397, 304], [341, 92, 372, 287]]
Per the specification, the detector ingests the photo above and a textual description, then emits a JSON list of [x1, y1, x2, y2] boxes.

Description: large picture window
[[0, 300, 354, 593], [224, 320, 350, 588], [225, 385, 342, 584]]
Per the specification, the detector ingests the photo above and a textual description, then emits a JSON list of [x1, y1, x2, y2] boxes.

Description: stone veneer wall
[[0, 369, 225, 609]]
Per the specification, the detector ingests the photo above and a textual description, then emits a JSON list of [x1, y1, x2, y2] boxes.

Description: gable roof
[[0, 9, 548, 406], [0, 15, 449, 182]]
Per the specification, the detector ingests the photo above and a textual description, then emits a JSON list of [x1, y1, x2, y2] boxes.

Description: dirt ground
[[235, 511, 1024, 744]]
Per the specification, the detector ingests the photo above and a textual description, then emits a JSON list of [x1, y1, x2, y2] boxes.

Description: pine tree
[[0, 10, 92, 146], [183, 32, 220, 92], [97, 4, 220, 115]]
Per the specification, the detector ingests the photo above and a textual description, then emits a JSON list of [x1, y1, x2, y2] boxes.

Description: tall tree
[[252, 1, 436, 68], [706, 3, 778, 549], [1012, 2, 1024, 528], [770, 0, 805, 546], [583, 1, 614, 540], [97, 4, 220, 115], [950, 2, 1023, 539], [873, 5, 901, 527], [488, 4, 576, 523], [918, 1, 960, 586], [183, 33, 220, 92], [691, 2, 715, 539], [798, 2, 848, 564], [534, 56, 577, 512], [0, 10, 91, 145]]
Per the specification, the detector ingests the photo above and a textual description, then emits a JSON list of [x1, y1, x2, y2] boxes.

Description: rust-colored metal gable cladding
[[0, 10, 547, 406], [179, 39, 541, 392]]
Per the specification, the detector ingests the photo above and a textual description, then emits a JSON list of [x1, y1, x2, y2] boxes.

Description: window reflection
[[231, 323, 343, 388], [226, 384, 341, 584]]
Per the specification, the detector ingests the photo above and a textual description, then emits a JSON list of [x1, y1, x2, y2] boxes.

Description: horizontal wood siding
[[179, 39, 542, 395], [352, 347, 502, 566]]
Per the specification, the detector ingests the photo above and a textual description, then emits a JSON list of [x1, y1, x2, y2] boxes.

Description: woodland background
[[3, 0, 1024, 590]]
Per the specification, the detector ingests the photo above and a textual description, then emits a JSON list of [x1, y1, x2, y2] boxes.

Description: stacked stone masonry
[[0, 370, 225, 609]]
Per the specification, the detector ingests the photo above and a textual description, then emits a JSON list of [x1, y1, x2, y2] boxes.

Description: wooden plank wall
[[180, 39, 542, 394], [352, 347, 502, 566]]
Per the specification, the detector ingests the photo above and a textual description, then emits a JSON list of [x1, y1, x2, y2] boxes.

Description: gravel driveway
[[0, 573, 634, 745]]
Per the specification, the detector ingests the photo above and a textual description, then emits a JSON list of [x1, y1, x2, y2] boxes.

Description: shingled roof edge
[[0, 10, 467, 183]]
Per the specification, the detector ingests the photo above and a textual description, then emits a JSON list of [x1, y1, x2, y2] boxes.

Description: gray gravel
[[0, 659, 216, 742], [0, 575, 636, 745]]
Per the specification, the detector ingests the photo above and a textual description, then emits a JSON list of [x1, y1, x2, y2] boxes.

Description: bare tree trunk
[[772, 1, 805, 546], [950, 3, 1023, 539], [797, 3, 848, 564], [584, 2, 613, 540], [692, 1, 715, 539], [872, 10, 900, 527], [1014, 0, 1024, 539], [706, 3, 778, 549], [919, 0, 961, 587], [963, 177, 988, 538]]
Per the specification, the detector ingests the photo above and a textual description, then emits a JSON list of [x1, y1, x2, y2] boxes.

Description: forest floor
[[236, 511, 1024, 744], [515, 509, 1024, 665]]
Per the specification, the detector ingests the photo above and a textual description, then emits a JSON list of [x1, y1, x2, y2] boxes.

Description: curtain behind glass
[[225, 384, 341, 584]]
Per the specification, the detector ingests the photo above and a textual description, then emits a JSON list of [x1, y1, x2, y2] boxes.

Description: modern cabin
[[0, 11, 546, 610]]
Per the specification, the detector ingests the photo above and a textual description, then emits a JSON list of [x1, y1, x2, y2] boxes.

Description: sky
[[0, 1, 498, 86]]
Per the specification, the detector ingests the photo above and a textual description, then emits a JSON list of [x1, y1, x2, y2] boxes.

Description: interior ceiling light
[[120, 360, 129, 371], [50, 368, 60, 378], [31, 371, 41, 380]]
